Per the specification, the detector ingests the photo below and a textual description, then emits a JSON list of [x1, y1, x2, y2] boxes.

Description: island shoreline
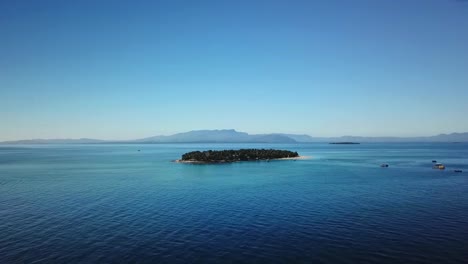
[[174, 155, 311, 164]]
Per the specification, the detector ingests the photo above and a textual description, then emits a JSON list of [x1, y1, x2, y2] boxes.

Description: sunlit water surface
[[1, 143, 468, 263]]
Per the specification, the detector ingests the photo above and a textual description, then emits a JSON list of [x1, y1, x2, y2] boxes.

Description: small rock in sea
[[380, 164, 389, 168], [454, 170, 463, 173], [432, 160, 437, 163]]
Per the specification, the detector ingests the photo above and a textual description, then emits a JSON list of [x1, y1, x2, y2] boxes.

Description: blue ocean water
[[1, 143, 468, 263]]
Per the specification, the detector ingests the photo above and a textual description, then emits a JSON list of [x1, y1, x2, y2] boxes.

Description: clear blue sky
[[1, 0, 468, 140]]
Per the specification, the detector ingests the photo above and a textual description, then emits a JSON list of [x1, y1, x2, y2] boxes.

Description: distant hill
[[2, 130, 468, 144], [0, 138, 106, 144], [272, 133, 316, 142], [316, 132, 468, 143], [427, 132, 468, 142], [137, 129, 296, 143]]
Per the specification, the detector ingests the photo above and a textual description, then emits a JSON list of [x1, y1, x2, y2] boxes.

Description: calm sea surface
[[1, 143, 468, 263]]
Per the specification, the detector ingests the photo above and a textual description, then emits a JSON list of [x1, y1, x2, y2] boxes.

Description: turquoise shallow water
[[1, 143, 468, 263]]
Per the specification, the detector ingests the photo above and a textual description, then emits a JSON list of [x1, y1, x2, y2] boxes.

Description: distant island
[[176, 149, 301, 164], [329, 142, 360, 144]]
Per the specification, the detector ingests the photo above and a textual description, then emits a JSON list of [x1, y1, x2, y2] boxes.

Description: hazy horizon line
[[2, 129, 468, 143]]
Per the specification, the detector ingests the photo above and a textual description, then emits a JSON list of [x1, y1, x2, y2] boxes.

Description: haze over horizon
[[2, 129, 468, 144], [2, 0, 468, 141]]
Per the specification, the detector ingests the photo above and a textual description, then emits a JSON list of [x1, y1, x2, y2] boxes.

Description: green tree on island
[[181, 149, 299, 163]]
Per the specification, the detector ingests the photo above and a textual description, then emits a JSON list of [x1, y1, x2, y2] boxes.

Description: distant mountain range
[[2, 129, 468, 144], [136, 129, 296, 143], [0, 138, 107, 144]]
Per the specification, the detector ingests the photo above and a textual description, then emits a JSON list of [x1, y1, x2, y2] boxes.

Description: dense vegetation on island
[[180, 149, 299, 163]]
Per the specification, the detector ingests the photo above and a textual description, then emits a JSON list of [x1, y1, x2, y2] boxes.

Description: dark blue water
[[1, 143, 468, 263]]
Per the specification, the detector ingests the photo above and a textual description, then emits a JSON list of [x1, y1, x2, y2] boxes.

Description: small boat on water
[[454, 170, 463, 173], [380, 164, 389, 168], [433, 163, 445, 170], [432, 160, 437, 163]]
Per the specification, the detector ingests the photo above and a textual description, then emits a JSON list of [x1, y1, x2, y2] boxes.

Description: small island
[[176, 149, 301, 164], [329, 142, 360, 144]]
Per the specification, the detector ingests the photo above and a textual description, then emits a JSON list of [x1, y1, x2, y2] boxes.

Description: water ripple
[[1, 143, 468, 263]]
